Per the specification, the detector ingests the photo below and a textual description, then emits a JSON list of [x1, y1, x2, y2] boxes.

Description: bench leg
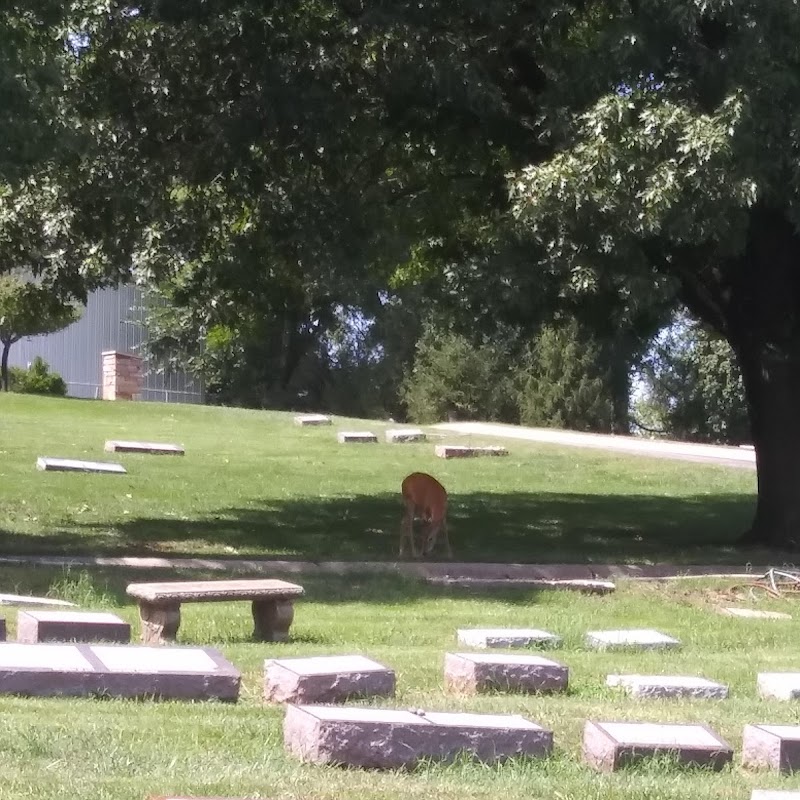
[[251, 599, 294, 642], [138, 601, 181, 645]]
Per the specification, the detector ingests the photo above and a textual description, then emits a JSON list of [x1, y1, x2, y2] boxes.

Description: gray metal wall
[[7, 285, 204, 403]]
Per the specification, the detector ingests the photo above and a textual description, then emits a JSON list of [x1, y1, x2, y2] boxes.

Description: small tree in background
[[401, 326, 509, 423], [634, 314, 750, 445], [0, 276, 82, 391], [517, 320, 613, 432]]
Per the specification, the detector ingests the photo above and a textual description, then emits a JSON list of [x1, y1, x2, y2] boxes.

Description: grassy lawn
[[0, 565, 798, 799], [0, 393, 763, 565]]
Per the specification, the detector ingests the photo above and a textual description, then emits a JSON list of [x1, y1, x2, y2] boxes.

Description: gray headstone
[[104, 440, 185, 455], [583, 720, 733, 772], [445, 652, 568, 694], [283, 704, 552, 768], [36, 457, 127, 474], [743, 724, 800, 773], [17, 610, 131, 644], [586, 629, 680, 650], [0, 643, 240, 701], [294, 414, 331, 426], [606, 674, 728, 699], [719, 607, 792, 620], [265, 654, 395, 704], [337, 431, 378, 443], [758, 672, 800, 701], [457, 628, 562, 649], [435, 445, 509, 458], [385, 428, 427, 443]]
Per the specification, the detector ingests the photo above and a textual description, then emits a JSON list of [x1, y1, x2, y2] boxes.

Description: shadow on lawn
[[0, 564, 557, 614], [1, 489, 763, 565]]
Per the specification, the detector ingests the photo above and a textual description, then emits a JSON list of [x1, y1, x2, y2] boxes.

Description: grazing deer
[[399, 472, 452, 559]]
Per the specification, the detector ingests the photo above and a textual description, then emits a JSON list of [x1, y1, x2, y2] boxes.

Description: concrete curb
[[0, 555, 773, 582]]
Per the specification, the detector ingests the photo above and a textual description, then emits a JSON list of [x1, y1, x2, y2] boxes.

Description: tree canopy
[[5, 0, 800, 547]]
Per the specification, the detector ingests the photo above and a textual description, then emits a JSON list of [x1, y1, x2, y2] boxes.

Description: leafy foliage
[[635, 313, 750, 445]]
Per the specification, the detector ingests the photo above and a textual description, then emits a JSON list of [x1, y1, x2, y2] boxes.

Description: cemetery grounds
[[0, 393, 796, 800]]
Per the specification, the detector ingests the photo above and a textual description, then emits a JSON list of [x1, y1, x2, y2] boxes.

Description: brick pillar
[[102, 351, 143, 401]]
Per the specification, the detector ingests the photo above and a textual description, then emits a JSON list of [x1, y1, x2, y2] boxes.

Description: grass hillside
[[0, 393, 760, 564]]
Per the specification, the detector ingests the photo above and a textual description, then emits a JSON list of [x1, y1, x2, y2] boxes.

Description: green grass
[[1, 566, 799, 799], [0, 393, 765, 565], [0, 398, 794, 798]]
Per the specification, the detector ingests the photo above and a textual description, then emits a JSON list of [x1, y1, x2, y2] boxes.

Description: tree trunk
[[1, 339, 10, 391], [736, 342, 800, 549]]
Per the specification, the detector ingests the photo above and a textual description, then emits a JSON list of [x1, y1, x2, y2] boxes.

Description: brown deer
[[399, 472, 452, 559]]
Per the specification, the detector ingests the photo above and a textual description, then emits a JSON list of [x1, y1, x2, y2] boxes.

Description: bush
[[516, 320, 614, 432], [401, 327, 510, 423], [10, 357, 67, 396]]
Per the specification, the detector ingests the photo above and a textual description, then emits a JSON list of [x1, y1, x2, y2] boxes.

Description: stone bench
[[126, 579, 304, 645], [284, 704, 553, 768]]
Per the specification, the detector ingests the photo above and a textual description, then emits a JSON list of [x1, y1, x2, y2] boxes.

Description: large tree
[[510, 1, 800, 548], [75, 2, 800, 546]]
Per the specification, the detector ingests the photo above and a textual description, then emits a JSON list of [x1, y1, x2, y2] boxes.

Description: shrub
[[401, 327, 509, 423], [10, 356, 68, 396], [516, 320, 613, 432]]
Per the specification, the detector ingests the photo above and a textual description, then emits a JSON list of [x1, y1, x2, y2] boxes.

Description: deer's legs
[[399, 507, 418, 558]]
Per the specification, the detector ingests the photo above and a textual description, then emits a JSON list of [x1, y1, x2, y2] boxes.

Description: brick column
[[102, 351, 143, 401]]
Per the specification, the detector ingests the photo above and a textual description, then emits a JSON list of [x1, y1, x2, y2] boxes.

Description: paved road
[[432, 422, 756, 470]]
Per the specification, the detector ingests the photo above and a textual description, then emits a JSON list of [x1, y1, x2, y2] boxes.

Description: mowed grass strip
[[0, 567, 798, 799], [0, 393, 760, 564]]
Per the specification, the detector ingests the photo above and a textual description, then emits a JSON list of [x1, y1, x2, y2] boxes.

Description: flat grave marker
[[445, 652, 568, 694], [435, 445, 509, 459], [104, 440, 185, 455], [719, 607, 792, 620], [586, 629, 681, 650], [36, 457, 126, 475], [385, 428, 427, 443], [758, 673, 800, 701], [583, 720, 733, 772], [457, 628, 562, 649], [0, 642, 240, 701], [336, 431, 378, 444], [743, 724, 800, 773], [284, 704, 553, 768], [17, 610, 131, 644], [294, 414, 331, 426], [0, 593, 76, 608], [606, 674, 729, 700], [265, 654, 395, 703], [751, 793, 800, 799]]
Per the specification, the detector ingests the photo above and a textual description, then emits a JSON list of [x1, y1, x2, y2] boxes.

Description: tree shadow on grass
[[24, 489, 772, 565], [0, 564, 556, 612]]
